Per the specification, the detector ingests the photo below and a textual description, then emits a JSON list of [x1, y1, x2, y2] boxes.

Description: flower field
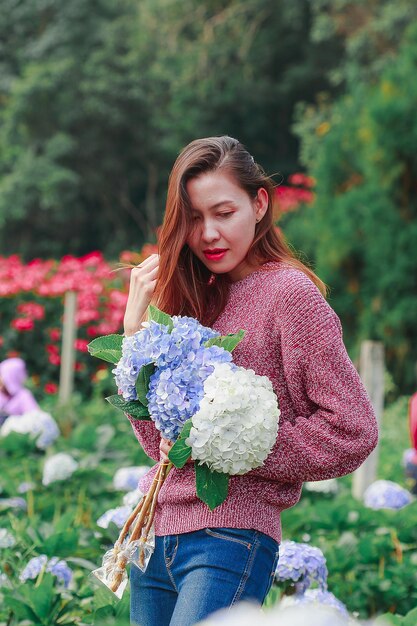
[[1, 390, 416, 624], [0, 247, 157, 398], [1, 239, 416, 624]]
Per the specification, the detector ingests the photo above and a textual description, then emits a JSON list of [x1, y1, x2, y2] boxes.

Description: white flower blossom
[[186, 362, 280, 475], [0, 410, 60, 449], [42, 453, 79, 486], [113, 466, 149, 491], [123, 487, 144, 508], [0, 528, 16, 548]]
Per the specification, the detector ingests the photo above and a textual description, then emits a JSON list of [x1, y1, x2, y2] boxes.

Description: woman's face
[[185, 170, 268, 282]]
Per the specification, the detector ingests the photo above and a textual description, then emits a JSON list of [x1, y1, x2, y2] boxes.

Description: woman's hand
[[124, 254, 159, 337], [159, 437, 194, 464], [159, 437, 173, 463]]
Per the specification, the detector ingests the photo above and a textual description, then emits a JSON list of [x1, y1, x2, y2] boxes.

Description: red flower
[[75, 362, 86, 371], [44, 382, 58, 394], [17, 302, 45, 320], [48, 353, 61, 366], [11, 318, 34, 331], [0, 336, 3, 348], [49, 328, 61, 342], [74, 339, 89, 352]]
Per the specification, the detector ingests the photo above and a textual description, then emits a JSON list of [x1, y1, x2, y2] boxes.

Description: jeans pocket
[[204, 527, 255, 549], [263, 547, 280, 601]]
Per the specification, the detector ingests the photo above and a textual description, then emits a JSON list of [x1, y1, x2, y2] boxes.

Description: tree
[[284, 17, 417, 391]]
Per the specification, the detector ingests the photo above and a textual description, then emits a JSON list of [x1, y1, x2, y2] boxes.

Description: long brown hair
[[154, 136, 325, 326]]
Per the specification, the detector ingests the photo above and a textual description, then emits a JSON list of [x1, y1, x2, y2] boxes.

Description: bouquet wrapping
[[88, 306, 280, 596]]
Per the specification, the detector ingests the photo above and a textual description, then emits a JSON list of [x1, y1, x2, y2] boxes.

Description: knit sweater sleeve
[[251, 272, 379, 484], [125, 414, 161, 462]]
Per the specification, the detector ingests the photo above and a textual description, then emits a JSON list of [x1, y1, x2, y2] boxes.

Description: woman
[[122, 136, 378, 626]]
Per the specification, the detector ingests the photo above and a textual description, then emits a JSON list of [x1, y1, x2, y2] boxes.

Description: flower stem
[[109, 461, 171, 593]]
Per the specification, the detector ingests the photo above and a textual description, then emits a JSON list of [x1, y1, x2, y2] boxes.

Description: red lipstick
[[203, 248, 228, 261]]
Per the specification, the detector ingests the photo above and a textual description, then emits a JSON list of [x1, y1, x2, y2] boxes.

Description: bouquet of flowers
[[88, 306, 280, 597]]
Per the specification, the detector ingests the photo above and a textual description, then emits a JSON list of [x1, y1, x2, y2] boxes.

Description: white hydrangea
[[123, 487, 144, 508], [0, 528, 16, 548], [186, 362, 280, 475], [42, 453, 79, 486], [113, 466, 149, 491], [0, 410, 60, 450]]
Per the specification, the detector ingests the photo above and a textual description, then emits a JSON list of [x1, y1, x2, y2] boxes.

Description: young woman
[[123, 136, 378, 626]]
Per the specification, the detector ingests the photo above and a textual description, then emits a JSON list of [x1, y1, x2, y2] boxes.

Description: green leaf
[[88, 334, 123, 364], [105, 395, 151, 420], [21, 573, 55, 620], [1, 591, 38, 622], [43, 529, 78, 557], [195, 463, 229, 510], [204, 329, 245, 352], [168, 419, 193, 468], [135, 363, 155, 406], [403, 607, 417, 626], [148, 305, 174, 331], [373, 615, 402, 626]]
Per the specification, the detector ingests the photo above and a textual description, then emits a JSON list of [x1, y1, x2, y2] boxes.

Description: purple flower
[[363, 480, 412, 510], [113, 466, 149, 491], [0, 497, 27, 511], [403, 449, 417, 481], [19, 555, 72, 587], [288, 589, 349, 619], [275, 540, 328, 593], [147, 346, 232, 441], [113, 317, 220, 402], [96, 506, 132, 529]]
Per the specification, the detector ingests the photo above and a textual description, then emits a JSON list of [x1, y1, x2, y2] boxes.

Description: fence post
[[352, 340, 384, 499], [59, 291, 77, 405]]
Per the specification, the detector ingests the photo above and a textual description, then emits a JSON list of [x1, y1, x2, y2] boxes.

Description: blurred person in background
[[0, 357, 39, 424], [405, 389, 417, 494]]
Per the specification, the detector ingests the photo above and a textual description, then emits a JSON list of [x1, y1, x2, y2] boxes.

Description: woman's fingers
[[135, 253, 159, 269], [159, 437, 173, 462], [124, 255, 160, 337]]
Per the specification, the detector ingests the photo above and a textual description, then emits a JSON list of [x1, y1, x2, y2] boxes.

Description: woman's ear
[[254, 187, 269, 222]]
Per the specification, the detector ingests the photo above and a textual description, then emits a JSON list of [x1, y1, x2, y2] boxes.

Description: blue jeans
[[130, 528, 279, 626]]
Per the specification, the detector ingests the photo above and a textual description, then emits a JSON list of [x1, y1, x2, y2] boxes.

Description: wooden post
[[59, 291, 77, 405], [352, 341, 384, 499]]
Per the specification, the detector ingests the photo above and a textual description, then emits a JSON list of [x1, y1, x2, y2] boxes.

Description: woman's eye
[[219, 212, 233, 218]]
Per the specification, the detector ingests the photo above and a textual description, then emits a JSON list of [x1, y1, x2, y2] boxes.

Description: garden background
[[1, 1, 417, 624]]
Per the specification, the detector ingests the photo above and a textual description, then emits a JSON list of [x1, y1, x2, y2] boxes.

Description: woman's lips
[[203, 250, 228, 261]]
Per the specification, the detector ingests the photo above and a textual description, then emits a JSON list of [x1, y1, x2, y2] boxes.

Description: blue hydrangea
[[275, 540, 328, 594], [19, 555, 73, 587], [403, 449, 417, 481], [96, 506, 132, 529], [0, 497, 27, 511], [363, 480, 412, 510], [113, 318, 219, 402], [113, 314, 233, 440], [112, 323, 164, 401], [290, 589, 349, 619], [147, 346, 232, 441]]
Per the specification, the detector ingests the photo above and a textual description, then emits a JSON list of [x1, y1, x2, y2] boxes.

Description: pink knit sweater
[[128, 263, 378, 542]]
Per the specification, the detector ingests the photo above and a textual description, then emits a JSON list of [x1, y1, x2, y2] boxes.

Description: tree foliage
[[285, 12, 417, 391], [0, 0, 342, 257]]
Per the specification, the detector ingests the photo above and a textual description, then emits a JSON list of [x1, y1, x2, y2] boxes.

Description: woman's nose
[[201, 221, 220, 242]]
